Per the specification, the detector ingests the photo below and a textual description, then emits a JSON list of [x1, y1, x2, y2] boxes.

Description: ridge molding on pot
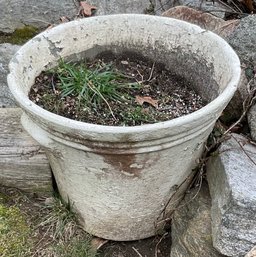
[[7, 14, 241, 241]]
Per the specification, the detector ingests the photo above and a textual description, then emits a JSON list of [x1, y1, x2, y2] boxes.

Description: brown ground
[[0, 186, 171, 257], [100, 234, 171, 257]]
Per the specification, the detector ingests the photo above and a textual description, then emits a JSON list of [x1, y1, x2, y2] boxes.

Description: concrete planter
[[8, 14, 240, 241]]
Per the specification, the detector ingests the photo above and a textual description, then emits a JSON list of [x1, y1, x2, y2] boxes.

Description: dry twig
[[132, 247, 143, 257], [231, 134, 256, 166], [147, 62, 156, 82], [155, 232, 168, 257]]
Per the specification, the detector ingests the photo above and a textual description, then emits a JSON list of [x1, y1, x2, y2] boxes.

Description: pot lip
[[7, 14, 241, 135]]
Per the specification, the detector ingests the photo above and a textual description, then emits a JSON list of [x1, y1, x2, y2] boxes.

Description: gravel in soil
[[29, 51, 206, 126]]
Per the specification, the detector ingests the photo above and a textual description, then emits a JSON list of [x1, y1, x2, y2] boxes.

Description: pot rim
[[7, 14, 241, 135]]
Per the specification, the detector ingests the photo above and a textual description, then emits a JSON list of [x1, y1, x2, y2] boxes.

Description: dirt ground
[[0, 186, 171, 257], [100, 234, 171, 257]]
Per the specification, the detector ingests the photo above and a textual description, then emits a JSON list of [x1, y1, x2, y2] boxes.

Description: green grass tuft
[[120, 106, 156, 125], [54, 237, 98, 257], [35, 196, 98, 257], [52, 60, 141, 108]]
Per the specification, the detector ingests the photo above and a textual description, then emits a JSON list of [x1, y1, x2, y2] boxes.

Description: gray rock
[[221, 68, 249, 123], [0, 0, 152, 33], [170, 182, 224, 257], [0, 0, 77, 33], [0, 43, 20, 107], [92, 0, 152, 15], [207, 133, 256, 256], [245, 246, 256, 257], [248, 104, 256, 141], [227, 15, 256, 66]]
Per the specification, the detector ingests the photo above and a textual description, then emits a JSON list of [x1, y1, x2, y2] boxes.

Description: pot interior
[[61, 45, 219, 103]]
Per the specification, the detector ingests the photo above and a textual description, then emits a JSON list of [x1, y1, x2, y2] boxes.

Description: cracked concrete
[[43, 36, 63, 58]]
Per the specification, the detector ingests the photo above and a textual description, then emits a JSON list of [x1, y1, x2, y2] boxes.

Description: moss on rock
[[0, 25, 39, 44]]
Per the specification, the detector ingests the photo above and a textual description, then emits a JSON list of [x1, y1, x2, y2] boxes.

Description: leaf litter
[[79, 1, 97, 17], [135, 95, 159, 109]]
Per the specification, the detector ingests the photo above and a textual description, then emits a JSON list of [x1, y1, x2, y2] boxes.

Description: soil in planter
[[29, 51, 207, 126]]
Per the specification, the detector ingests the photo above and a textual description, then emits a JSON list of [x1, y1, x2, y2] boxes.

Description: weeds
[[30, 54, 205, 126], [0, 187, 98, 257], [47, 59, 142, 120], [54, 237, 98, 257], [52, 60, 140, 107], [32, 196, 97, 257], [36, 198, 77, 241], [120, 106, 156, 125]]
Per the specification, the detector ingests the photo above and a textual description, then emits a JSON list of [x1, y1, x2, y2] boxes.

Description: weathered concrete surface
[[248, 104, 256, 141], [162, 6, 246, 122], [0, 108, 52, 195], [0, 0, 152, 33], [7, 14, 240, 240], [207, 133, 256, 256], [0, 43, 20, 107], [170, 182, 225, 257]]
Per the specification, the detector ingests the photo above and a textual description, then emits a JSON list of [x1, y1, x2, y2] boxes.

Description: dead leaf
[[142, 107, 150, 114], [243, 0, 255, 13], [162, 6, 240, 38], [79, 1, 97, 17], [46, 24, 55, 30], [162, 6, 224, 30], [214, 19, 240, 38], [90, 237, 108, 250], [135, 95, 158, 108]]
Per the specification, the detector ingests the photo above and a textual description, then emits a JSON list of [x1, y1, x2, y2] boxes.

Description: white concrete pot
[[8, 14, 240, 241]]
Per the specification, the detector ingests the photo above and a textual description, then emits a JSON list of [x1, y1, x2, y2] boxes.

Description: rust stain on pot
[[44, 126, 161, 177], [101, 152, 161, 178], [102, 153, 141, 177]]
